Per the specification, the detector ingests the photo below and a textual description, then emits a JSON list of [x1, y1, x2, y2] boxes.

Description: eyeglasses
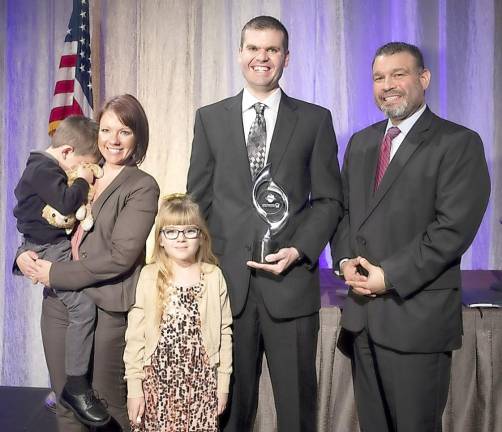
[[161, 226, 200, 240]]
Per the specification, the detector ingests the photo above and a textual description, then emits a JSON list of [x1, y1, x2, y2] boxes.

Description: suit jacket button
[[356, 236, 366, 246], [81, 251, 88, 258], [245, 246, 251, 252]]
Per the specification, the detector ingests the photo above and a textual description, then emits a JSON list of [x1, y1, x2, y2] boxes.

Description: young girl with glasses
[[124, 194, 232, 431]]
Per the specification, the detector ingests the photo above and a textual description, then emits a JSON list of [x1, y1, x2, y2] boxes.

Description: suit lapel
[[360, 108, 434, 228], [363, 122, 386, 206], [79, 166, 133, 243], [226, 91, 298, 185], [224, 91, 254, 190], [266, 92, 298, 176]]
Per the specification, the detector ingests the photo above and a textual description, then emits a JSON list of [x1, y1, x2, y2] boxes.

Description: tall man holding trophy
[[187, 15, 343, 432]]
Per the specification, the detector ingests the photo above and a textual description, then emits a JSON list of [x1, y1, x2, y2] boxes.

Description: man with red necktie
[[332, 42, 490, 432]]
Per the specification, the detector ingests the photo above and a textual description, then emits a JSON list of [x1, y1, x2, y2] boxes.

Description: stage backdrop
[[1, 0, 501, 387]]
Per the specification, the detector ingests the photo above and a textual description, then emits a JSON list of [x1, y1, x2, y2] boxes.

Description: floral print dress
[[132, 280, 218, 432]]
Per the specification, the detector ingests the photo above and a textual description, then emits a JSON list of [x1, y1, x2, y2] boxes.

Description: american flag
[[48, 0, 93, 135]]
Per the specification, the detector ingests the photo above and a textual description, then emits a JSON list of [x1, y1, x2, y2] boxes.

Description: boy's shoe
[[60, 385, 111, 427]]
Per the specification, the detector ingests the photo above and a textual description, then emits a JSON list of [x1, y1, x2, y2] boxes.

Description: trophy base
[[252, 239, 279, 263]]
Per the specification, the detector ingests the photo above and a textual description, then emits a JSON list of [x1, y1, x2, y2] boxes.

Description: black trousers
[[352, 329, 452, 432], [221, 279, 319, 432]]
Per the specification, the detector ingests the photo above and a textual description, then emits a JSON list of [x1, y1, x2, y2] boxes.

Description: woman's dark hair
[[97, 94, 149, 166]]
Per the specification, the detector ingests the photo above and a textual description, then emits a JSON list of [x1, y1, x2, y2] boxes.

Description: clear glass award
[[252, 164, 290, 263]]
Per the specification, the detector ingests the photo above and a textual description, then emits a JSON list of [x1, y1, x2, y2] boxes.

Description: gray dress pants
[[41, 294, 129, 431], [20, 238, 96, 376]]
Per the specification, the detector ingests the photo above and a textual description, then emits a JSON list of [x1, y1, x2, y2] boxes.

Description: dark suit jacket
[[188, 91, 343, 319], [332, 107, 490, 353], [50, 166, 160, 312]]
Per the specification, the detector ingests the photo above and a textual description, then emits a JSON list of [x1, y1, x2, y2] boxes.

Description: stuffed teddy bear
[[42, 163, 104, 234]]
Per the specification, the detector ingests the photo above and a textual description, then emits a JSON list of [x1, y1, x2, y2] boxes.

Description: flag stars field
[[48, 0, 93, 135]]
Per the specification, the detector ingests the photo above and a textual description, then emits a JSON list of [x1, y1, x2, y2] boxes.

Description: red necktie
[[374, 126, 400, 190]]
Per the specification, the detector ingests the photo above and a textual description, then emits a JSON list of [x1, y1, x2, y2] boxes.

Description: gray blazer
[[50, 166, 160, 312]]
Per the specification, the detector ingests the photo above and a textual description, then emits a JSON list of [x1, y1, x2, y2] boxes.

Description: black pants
[[352, 329, 452, 432], [221, 280, 319, 432]]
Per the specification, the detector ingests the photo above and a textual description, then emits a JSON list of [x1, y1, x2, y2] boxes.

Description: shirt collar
[[386, 103, 427, 136], [242, 87, 282, 113], [31, 150, 59, 164]]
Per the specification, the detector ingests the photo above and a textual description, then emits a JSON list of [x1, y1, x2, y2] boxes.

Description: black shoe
[[60, 385, 111, 427]]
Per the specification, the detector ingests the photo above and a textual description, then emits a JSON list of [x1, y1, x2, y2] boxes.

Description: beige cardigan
[[123, 262, 232, 398]]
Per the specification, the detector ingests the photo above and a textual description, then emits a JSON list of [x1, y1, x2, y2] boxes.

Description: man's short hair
[[51, 116, 100, 161], [373, 42, 425, 71], [240, 16, 289, 52]]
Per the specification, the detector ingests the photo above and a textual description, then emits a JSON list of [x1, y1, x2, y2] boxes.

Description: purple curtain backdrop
[[1, 0, 501, 387]]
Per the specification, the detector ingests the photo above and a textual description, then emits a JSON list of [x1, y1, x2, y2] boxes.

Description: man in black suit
[[187, 16, 343, 432], [332, 42, 490, 432]]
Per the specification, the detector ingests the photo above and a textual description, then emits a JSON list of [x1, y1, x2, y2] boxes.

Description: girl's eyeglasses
[[161, 227, 200, 240]]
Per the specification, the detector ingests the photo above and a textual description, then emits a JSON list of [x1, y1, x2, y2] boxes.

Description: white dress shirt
[[387, 103, 427, 160], [242, 87, 282, 162]]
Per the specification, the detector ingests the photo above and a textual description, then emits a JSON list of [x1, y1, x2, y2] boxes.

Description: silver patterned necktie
[[247, 102, 267, 178]]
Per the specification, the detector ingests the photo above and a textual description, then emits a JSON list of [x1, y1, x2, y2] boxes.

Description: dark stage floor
[[0, 386, 56, 432]]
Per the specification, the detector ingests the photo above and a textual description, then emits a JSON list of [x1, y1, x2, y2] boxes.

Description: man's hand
[[33, 259, 52, 287], [344, 257, 386, 296], [217, 392, 229, 415], [127, 396, 145, 426], [247, 247, 300, 275], [340, 257, 365, 281], [16, 250, 39, 283]]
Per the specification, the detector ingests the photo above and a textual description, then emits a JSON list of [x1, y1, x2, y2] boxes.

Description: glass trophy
[[252, 164, 289, 263]]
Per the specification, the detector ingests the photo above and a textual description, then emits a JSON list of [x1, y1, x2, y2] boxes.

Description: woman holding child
[[17, 93, 159, 431]]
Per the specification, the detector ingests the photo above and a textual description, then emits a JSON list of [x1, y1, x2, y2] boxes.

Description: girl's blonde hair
[[152, 194, 217, 325]]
